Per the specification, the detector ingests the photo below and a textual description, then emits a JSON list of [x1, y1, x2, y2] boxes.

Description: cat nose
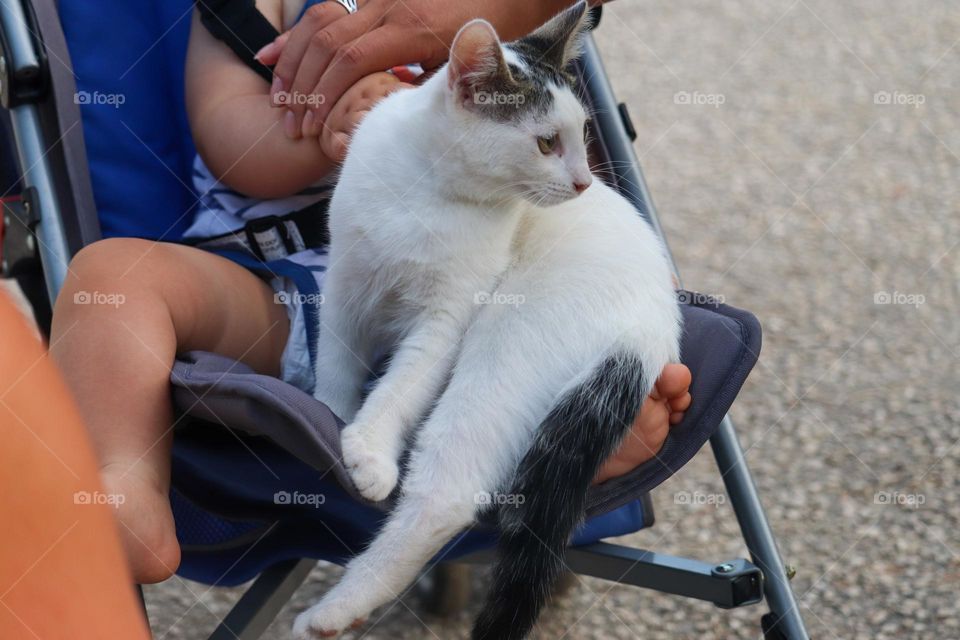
[[573, 179, 591, 194]]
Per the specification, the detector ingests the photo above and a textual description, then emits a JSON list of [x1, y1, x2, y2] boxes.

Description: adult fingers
[[254, 30, 290, 67], [269, 2, 355, 108], [308, 25, 432, 123], [283, 11, 380, 137]]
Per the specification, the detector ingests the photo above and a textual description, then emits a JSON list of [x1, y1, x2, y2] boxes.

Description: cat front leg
[[312, 332, 370, 422], [341, 301, 472, 501], [312, 275, 372, 422], [292, 490, 475, 639], [293, 412, 498, 639]]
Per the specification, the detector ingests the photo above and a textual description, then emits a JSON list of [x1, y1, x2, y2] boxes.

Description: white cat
[[301, 3, 681, 639], [311, 4, 593, 502]]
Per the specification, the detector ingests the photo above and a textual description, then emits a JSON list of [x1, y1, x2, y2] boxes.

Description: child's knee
[[55, 238, 167, 318], [66, 238, 158, 285]]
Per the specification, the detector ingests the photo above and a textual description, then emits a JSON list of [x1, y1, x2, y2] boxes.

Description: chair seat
[[170, 291, 760, 586], [171, 428, 651, 586]]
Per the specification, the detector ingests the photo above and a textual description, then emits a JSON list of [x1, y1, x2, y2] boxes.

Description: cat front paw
[[341, 426, 399, 502], [292, 600, 365, 639]]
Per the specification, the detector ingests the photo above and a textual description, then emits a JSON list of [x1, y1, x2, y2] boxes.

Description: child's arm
[[185, 0, 335, 199]]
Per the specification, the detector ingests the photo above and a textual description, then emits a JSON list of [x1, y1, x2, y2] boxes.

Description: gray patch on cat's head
[[465, 58, 557, 122], [467, 1, 590, 122]]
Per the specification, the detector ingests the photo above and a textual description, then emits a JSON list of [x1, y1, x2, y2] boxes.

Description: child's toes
[[669, 391, 692, 414], [655, 365, 691, 425], [656, 363, 692, 400]]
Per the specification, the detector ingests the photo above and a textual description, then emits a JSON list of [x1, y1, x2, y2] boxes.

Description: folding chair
[[0, 1, 810, 637]]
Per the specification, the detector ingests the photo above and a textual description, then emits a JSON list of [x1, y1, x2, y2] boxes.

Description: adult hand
[[256, 0, 577, 138]]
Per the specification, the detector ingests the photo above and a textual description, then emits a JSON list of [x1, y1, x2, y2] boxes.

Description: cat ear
[[520, 0, 591, 69], [447, 19, 513, 105]]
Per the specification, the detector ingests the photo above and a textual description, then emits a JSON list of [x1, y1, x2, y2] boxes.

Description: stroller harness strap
[[185, 198, 331, 260], [196, 0, 280, 83]]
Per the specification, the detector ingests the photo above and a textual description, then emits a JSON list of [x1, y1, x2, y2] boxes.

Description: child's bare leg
[[50, 238, 289, 583]]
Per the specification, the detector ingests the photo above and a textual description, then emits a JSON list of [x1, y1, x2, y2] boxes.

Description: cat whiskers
[[588, 160, 651, 195], [486, 180, 536, 201], [488, 182, 542, 208]]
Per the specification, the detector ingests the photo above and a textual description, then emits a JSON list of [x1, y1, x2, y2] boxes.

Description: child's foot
[[594, 363, 692, 484], [101, 463, 180, 583]]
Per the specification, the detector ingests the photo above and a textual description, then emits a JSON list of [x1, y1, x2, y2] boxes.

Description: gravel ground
[[147, 2, 960, 638]]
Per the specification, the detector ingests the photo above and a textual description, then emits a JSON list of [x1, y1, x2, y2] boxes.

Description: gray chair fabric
[[171, 291, 761, 518]]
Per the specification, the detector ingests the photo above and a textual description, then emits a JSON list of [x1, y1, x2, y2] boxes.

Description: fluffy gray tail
[[471, 352, 648, 640]]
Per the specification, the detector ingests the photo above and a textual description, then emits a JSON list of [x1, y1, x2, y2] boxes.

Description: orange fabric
[[0, 292, 150, 640]]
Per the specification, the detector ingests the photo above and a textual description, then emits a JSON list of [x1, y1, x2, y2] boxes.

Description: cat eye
[[537, 134, 558, 154]]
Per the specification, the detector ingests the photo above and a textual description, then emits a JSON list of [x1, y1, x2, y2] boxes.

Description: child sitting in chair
[[49, 0, 691, 584]]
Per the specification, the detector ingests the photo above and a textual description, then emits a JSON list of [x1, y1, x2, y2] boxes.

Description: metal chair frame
[[0, 2, 809, 637]]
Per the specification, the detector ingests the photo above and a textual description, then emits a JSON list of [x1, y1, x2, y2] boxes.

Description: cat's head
[[445, 1, 593, 207]]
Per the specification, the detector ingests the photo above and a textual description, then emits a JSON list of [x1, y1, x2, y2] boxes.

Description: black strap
[[184, 199, 331, 260], [196, 0, 281, 83], [191, 1, 331, 259]]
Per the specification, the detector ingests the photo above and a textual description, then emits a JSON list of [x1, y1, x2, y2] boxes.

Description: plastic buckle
[[244, 214, 297, 260]]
